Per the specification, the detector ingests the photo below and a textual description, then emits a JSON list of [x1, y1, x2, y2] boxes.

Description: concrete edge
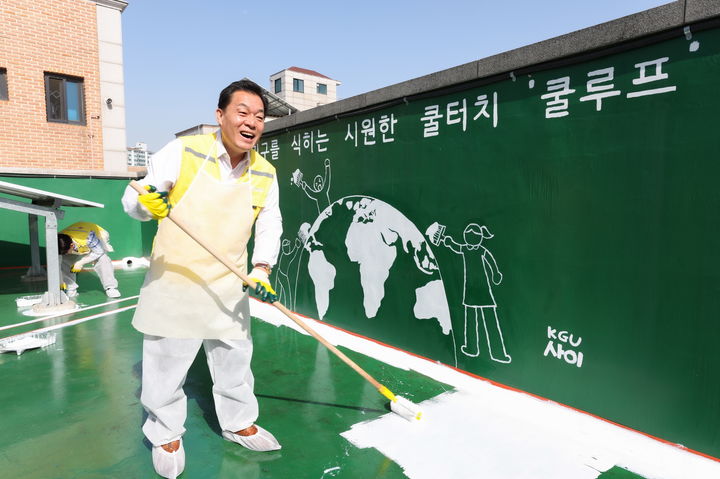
[[92, 0, 128, 13], [0, 167, 142, 179], [265, 0, 720, 134], [686, 0, 720, 23]]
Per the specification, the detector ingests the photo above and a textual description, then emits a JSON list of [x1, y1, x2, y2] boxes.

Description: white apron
[[132, 155, 255, 339]]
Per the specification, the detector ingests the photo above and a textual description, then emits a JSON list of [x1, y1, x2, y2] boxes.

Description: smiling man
[[121, 80, 283, 479]]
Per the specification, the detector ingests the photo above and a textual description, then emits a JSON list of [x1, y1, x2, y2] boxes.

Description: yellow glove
[[71, 263, 83, 273], [137, 185, 171, 220], [243, 267, 277, 303]]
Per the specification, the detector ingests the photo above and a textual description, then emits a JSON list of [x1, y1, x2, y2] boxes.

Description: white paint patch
[[321, 465, 340, 476], [342, 387, 720, 479], [344, 390, 603, 478], [689, 40, 700, 52], [250, 301, 720, 479]]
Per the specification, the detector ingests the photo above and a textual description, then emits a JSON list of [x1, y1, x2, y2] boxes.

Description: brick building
[[0, 0, 128, 173]]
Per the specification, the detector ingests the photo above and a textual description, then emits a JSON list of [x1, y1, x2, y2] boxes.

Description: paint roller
[[128, 181, 422, 422]]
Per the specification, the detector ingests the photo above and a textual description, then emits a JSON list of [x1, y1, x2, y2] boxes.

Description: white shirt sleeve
[[121, 137, 283, 266], [121, 139, 183, 221], [251, 176, 283, 268]]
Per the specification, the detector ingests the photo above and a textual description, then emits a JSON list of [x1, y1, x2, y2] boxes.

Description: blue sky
[[122, 0, 672, 152]]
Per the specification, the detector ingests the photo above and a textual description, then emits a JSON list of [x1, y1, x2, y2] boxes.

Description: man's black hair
[[218, 79, 269, 113], [58, 234, 72, 255]]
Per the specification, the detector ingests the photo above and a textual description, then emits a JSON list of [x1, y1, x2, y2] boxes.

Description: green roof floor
[[0, 267, 666, 479]]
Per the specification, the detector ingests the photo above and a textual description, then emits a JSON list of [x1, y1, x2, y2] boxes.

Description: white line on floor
[[0, 304, 137, 342], [1, 295, 140, 332]]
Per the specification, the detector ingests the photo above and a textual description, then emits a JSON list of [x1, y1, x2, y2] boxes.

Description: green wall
[[0, 176, 156, 267], [261, 26, 720, 458]]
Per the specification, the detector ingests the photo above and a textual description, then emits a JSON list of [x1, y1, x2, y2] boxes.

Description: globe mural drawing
[[288, 195, 457, 365]]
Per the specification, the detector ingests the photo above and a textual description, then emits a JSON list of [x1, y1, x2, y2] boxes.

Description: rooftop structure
[[270, 67, 341, 111], [175, 80, 297, 141]]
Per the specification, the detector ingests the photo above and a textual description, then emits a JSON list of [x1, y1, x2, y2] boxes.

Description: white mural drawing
[[276, 236, 302, 308], [287, 158, 457, 365], [302, 197, 452, 335], [291, 158, 332, 213], [427, 222, 511, 363]]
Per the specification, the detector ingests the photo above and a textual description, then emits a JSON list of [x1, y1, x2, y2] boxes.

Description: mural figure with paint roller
[[427, 221, 511, 363], [276, 236, 302, 308], [291, 157, 332, 213]]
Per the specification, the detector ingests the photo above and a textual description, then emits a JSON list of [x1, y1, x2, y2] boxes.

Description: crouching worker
[[121, 79, 282, 479], [58, 221, 121, 298]]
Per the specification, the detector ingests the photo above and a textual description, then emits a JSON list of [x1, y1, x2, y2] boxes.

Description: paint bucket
[[116, 257, 150, 270]]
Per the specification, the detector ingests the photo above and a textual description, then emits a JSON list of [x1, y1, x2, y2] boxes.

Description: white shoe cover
[[152, 441, 185, 479], [105, 288, 121, 298], [222, 425, 281, 451]]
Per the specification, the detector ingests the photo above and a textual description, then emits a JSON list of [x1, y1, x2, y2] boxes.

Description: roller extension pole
[[129, 181, 422, 421]]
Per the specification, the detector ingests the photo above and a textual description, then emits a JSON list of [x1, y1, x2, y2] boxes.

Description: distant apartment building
[[175, 124, 221, 138], [0, 0, 128, 173], [270, 67, 340, 111], [127, 142, 151, 167]]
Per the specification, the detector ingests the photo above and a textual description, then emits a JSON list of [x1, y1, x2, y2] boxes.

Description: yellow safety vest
[[60, 222, 112, 254], [169, 132, 276, 221]]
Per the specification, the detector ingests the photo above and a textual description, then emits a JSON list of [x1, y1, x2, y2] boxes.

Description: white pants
[[140, 335, 258, 447], [60, 253, 118, 292]]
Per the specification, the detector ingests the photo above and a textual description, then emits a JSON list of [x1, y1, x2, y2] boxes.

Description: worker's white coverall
[[59, 223, 118, 294], [121, 132, 281, 446]]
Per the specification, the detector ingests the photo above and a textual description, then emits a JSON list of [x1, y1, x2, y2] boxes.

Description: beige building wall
[[0, 0, 127, 172], [96, 0, 128, 172], [270, 68, 340, 111]]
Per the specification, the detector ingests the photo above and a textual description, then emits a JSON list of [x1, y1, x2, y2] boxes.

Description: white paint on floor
[[251, 300, 720, 479]]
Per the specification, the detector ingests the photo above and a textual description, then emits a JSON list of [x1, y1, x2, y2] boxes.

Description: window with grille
[[45, 73, 85, 124], [0, 68, 8, 100]]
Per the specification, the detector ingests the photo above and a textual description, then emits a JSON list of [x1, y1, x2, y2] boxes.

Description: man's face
[[216, 90, 265, 158]]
